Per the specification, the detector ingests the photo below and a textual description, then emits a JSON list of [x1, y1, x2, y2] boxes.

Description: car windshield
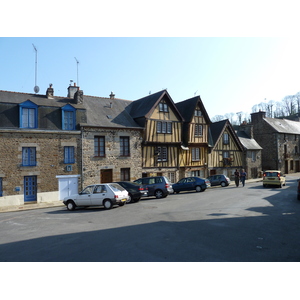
[[109, 183, 126, 192]]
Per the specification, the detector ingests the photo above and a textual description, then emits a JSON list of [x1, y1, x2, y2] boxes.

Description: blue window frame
[[22, 147, 36, 166], [64, 146, 75, 164], [19, 100, 38, 128], [62, 104, 76, 130]]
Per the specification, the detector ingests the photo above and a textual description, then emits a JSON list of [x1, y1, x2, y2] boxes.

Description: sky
[[2, 37, 300, 120]]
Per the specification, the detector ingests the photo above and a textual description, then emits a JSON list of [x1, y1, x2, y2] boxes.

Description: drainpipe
[[81, 128, 84, 191]]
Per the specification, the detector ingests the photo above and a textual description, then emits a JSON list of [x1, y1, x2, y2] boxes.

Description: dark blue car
[[172, 177, 211, 193]]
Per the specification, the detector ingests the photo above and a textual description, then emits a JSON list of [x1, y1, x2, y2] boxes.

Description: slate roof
[[175, 96, 211, 123], [210, 119, 244, 150], [82, 95, 142, 129], [128, 90, 183, 121], [236, 130, 262, 150], [0, 90, 84, 109], [264, 117, 300, 134]]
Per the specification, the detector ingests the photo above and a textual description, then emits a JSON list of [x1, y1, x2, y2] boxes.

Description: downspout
[[81, 128, 84, 191]]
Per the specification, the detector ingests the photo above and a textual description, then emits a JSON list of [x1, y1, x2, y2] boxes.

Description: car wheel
[[127, 194, 133, 203], [155, 189, 163, 199], [103, 199, 113, 210], [175, 191, 180, 194], [134, 197, 140, 203], [66, 200, 76, 211], [195, 185, 203, 192], [221, 181, 226, 187]]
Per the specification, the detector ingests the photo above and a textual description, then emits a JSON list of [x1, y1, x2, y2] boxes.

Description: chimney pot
[[109, 91, 115, 99]]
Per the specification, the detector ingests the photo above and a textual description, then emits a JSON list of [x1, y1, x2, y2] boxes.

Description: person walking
[[240, 169, 247, 187], [234, 169, 240, 187]]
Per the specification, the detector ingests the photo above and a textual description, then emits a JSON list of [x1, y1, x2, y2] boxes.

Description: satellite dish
[[34, 86, 40, 93]]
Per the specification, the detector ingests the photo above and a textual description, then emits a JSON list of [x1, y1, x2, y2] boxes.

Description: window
[[22, 147, 36, 166], [62, 104, 76, 130], [64, 146, 75, 164], [157, 146, 167, 161], [157, 121, 172, 133], [121, 168, 130, 181], [159, 102, 168, 112], [223, 151, 229, 158], [94, 136, 105, 157], [251, 151, 256, 162], [192, 148, 200, 161], [223, 133, 229, 144], [0, 178, 2, 197], [19, 100, 38, 128], [120, 136, 130, 156], [194, 109, 202, 116], [195, 124, 203, 136]]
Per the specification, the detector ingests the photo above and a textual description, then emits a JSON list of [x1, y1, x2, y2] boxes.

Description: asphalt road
[[1, 174, 300, 262]]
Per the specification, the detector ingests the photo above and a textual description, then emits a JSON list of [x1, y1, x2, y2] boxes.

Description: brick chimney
[[240, 122, 254, 139], [46, 83, 54, 99], [68, 82, 79, 98]]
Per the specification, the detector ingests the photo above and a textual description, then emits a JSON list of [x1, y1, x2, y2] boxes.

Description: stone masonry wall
[[81, 127, 143, 187], [0, 130, 81, 200]]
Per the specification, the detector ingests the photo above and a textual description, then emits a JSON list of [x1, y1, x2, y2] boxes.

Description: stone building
[[251, 110, 300, 173], [235, 123, 262, 179], [0, 85, 85, 207]]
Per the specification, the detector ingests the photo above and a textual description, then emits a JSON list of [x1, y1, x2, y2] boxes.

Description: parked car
[[207, 174, 230, 187], [134, 176, 173, 198], [63, 183, 129, 211], [113, 181, 148, 203], [172, 176, 211, 193], [263, 170, 286, 188]]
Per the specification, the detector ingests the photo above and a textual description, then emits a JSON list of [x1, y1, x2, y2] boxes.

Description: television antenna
[[74, 57, 79, 86], [32, 44, 39, 93]]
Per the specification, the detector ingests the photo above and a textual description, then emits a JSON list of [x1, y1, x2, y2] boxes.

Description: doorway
[[101, 169, 113, 183], [24, 176, 37, 202]]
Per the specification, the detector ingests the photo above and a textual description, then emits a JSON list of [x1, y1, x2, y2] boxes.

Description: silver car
[[63, 183, 129, 210]]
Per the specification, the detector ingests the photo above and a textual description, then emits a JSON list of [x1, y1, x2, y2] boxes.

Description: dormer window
[[159, 102, 169, 112], [19, 100, 38, 129], [62, 104, 76, 130]]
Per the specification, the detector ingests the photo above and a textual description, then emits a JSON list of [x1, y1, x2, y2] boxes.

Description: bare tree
[[211, 115, 225, 122]]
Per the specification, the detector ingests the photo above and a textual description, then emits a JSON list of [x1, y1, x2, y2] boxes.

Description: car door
[[75, 186, 93, 206], [209, 175, 217, 186], [90, 185, 107, 205], [184, 177, 196, 191]]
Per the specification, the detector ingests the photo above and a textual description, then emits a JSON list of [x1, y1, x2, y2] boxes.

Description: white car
[[63, 183, 129, 211]]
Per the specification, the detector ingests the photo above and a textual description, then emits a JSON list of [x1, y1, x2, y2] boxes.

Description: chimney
[[109, 91, 115, 99], [240, 123, 254, 139], [251, 110, 266, 124], [74, 89, 84, 104], [68, 82, 79, 98], [46, 83, 54, 99]]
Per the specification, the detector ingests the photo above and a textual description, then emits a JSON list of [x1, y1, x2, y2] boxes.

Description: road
[[1, 174, 300, 262]]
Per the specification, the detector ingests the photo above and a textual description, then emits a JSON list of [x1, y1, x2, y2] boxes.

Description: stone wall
[[81, 127, 143, 187], [0, 129, 81, 203]]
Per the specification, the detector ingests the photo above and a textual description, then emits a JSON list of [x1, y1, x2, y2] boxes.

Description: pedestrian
[[234, 169, 240, 187], [240, 169, 247, 187]]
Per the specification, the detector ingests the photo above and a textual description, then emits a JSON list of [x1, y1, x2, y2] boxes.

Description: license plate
[[121, 198, 127, 202]]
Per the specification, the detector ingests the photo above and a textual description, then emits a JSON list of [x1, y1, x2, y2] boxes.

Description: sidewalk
[[0, 177, 264, 213], [0, 201, 64, 213]]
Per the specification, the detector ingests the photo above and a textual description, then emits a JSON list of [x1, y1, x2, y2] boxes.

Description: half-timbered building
[[175, 96, 211, 178], [128, 90, 183, 182], [208, 119, 244, 178]]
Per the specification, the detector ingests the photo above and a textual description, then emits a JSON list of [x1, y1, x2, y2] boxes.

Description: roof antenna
[[74, 57, 79, 86], [194, 90, 198, 96], [32, 44, 39, 93]]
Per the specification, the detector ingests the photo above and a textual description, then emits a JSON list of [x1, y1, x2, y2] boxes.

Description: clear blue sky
[[1, 37, 300, 119]]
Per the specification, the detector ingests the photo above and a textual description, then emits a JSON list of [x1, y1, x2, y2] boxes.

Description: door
[[101, 169, 113, 183], [57, 175, 80, 200], [24, 176, 37, 202], [90, 185, 106, 205]]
